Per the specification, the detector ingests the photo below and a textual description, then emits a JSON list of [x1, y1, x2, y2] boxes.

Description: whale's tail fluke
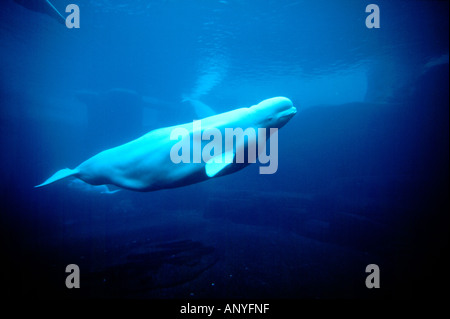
[[35, 168, 79, 188]]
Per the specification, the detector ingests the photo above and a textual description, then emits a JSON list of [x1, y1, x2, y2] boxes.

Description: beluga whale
[[35, 97, 297, 192]]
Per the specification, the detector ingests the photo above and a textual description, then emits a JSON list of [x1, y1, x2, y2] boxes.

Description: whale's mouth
[[279, 106, 297, 119]]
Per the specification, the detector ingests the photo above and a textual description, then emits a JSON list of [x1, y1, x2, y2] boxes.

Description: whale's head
[[250, 97, 297, 129]]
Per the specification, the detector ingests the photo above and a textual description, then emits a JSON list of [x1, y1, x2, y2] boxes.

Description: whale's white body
[[36, 97, 297, 192]]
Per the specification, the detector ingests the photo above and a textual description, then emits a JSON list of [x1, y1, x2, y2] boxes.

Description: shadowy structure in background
[[13, 0, 66, 25]]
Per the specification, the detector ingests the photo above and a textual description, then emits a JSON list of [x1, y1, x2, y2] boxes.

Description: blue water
[[0, 0, 448, 299]]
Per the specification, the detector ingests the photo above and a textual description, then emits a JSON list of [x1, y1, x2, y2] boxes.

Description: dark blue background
[[0, 0, 448, 299]]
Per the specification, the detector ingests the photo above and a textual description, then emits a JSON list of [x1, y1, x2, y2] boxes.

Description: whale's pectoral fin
[[35, 168, 79, 188], [205, 151, 235, 178]]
